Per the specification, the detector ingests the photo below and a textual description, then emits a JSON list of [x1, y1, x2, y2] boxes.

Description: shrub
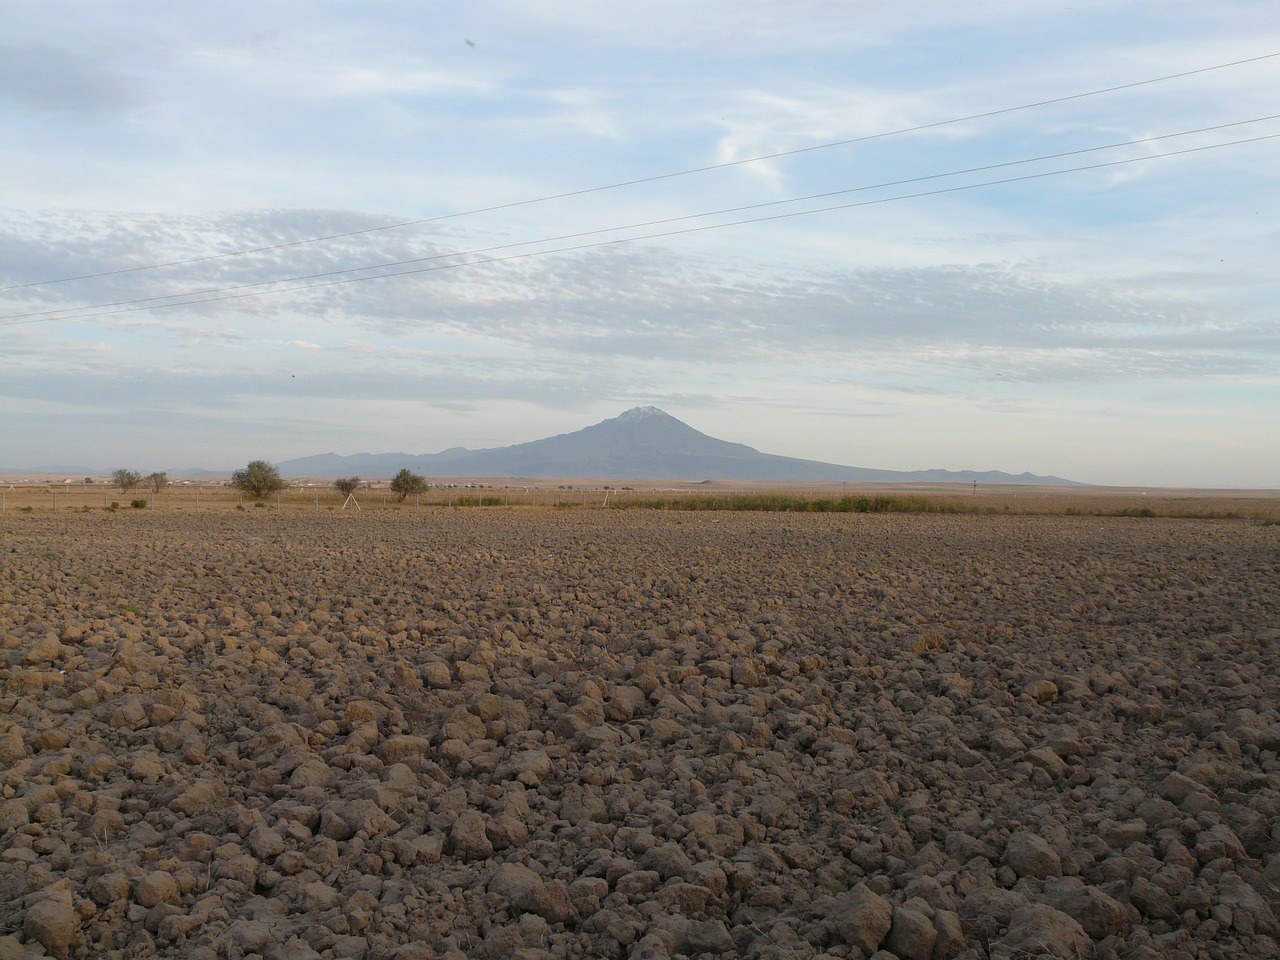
[[112, 469, 143, 494], [230, 460, 286, 498], [390, 468, 428, 502], [130, 499, 147, 509]]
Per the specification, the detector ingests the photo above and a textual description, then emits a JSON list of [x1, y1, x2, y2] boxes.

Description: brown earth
[[3, 478, 1279, 522], [2, 509, 1278, 960]]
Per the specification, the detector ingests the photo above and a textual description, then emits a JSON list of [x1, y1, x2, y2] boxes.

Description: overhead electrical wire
[[6, 113, 1274, 321], [3, 49, 1278, 293], [4, 126, 1276, 328]]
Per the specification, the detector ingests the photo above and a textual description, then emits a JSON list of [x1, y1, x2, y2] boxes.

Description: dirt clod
[[2, 509, 1278, 958]]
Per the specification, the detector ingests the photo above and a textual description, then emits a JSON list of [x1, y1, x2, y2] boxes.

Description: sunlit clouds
[[2, 2, 1278, 485]]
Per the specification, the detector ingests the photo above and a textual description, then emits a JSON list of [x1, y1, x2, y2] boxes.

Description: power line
[[6, 115, 1278, 320], [4, 49, 1278, 292], [5, 130, 1275, 328]]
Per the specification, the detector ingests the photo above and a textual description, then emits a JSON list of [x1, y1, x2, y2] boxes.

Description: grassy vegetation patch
[[613, 493, 982, 514], [609, 493, 1249, 519]]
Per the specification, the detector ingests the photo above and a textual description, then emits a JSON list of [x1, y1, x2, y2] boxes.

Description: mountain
[[273, 406, 1081, 485], [0, 463, 98, 476]]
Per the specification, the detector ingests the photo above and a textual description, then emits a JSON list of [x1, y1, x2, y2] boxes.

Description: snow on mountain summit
[[616, 405, 667, 422]]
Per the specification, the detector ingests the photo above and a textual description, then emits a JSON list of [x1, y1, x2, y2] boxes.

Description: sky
[[2, 1, 1278, 487]]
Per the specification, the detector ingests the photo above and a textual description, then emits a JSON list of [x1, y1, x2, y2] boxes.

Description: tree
[[146, 471, 169, 494], [230, 460, 286, 498], [112, 469, 142, 494], [390, 468, 427, 502], [334, 477, 361, 497]]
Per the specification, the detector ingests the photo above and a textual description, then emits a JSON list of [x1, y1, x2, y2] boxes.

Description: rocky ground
[[2, 509, 1278, 960]]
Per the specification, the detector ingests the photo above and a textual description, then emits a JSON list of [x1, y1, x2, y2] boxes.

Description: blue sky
[[2, 1, 1278, 486]]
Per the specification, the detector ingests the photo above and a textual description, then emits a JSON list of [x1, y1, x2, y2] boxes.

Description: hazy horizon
[[0, 405, 1083, 485], [3, 3, 1278, 487], [2, 405, 1276, 490]]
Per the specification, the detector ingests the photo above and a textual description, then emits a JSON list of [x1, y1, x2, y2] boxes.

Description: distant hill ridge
[[272, 406, 1081, 485]]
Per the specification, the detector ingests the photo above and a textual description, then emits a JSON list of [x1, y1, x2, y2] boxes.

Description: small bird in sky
[[464, 38, 476, 47]]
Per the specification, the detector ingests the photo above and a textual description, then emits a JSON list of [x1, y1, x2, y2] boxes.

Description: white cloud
[[3, 1, 1279, 485]]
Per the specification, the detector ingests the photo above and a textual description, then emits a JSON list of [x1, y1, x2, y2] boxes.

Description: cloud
[[6, 208, 1273, 389], [4, 2, 1278, 484], [710, 86, 943, 179], [0, 43, 141, 117]]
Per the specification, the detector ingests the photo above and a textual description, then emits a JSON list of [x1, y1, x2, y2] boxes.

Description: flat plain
[[2, 508, 1278, 960], [3, 478, 1279, 522]]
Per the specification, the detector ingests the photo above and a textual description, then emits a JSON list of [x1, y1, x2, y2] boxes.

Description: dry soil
[[2, 509, 1278, 960]]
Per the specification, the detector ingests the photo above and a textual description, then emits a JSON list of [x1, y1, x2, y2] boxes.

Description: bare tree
[[112, 469, 142, 494]]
